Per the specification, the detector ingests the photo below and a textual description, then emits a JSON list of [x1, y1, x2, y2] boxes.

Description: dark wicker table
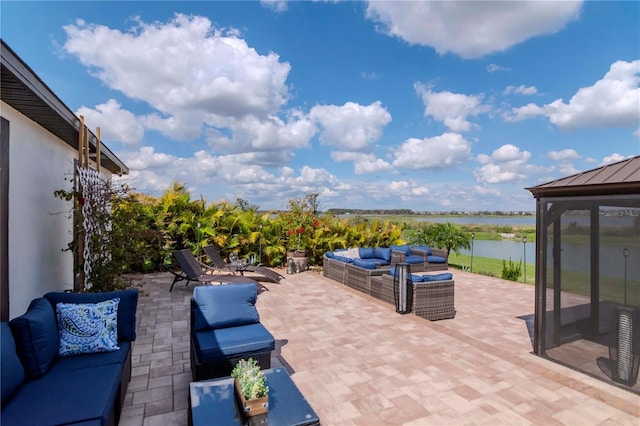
[[189, 367, 319, 426]]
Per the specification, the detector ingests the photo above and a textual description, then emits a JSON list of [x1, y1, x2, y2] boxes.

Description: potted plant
[[280, 194, 320, 271], [231, 358, 269, 416]]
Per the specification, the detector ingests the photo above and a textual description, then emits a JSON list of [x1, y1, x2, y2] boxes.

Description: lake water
[[417, 216, 536, 227]]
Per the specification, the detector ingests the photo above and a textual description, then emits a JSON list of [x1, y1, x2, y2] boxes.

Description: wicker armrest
[[391, 250, 406, 265]]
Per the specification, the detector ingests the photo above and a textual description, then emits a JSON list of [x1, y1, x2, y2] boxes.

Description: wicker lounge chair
[[390, 247, 449, 272], [203, 245, 284, 283], [370, 273, 456, 321], [168, 249, 258, 292]]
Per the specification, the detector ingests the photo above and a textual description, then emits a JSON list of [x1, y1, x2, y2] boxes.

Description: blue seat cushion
[[421, 273, 453, 282], [352, 258, 377, 269], [373, 247, 392, 263], [8, 298, 59, 379], [428, 255, 446, 264], [48, 342, 131, 374], [405, 255, 425, 264], [0, 363, 120, 426], [388, 267, 423, 283], [391, 244, 411, 256], [193, 323, 275, 364], [1, 323, 25, 406], [193, 284, 259, 331], [44, 289, 139, 342], [332, 255, 353, 263], [412, 245, 433, 255], [359, 247, 374, 259]]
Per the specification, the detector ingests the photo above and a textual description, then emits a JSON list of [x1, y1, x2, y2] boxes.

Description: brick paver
[[119, 269, 639, 425]]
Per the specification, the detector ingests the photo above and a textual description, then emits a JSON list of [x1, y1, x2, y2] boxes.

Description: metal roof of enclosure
[[527, 155, 640, 197], [0, 39, 128, 175]]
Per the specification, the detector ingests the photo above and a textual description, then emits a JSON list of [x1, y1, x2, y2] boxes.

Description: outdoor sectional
[[389, 244, 449, 272], [1, 289, 138, 426]]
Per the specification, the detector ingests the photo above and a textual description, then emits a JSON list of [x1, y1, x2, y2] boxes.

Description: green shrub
[[501, 258, 522, 281]]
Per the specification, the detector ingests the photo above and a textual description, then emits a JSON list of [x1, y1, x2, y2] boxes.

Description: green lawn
[[448, 252, 535, 285]]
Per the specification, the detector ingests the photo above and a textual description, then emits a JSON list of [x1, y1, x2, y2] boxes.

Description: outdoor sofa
[[1, 289, 139, 426], [190, 282, 275, 381], [390, 244, 449, 272]]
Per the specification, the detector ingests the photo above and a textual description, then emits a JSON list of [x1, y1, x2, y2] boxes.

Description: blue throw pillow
[[427, 255, 446, 264], [9, 298, 59, 379], [332, 255, 354, 263], [325, 251, 335, 259], [412, 245, 433, 255], [44, 289, 138, 342], [373, 247, 392, 263], [359, 247, 374, 259], [56, 298, 120, 357], [391, 244, 411, 256], [352, 258, 377, 269], [193, 283, 259, 331], [421, 273, 453, 282]]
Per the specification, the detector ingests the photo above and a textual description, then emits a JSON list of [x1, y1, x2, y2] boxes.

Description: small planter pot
[[234, 379, 269, 417], [286, 250, 309, 272]]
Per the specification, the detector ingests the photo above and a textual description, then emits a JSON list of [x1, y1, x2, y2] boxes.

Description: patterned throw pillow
[[56, 298, 120, 357]]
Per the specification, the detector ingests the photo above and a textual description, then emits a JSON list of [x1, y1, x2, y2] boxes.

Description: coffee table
[[189, 367, 319, 426]]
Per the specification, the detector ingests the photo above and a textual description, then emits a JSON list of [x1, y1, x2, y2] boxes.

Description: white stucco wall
[[3, 102, 82, 318]]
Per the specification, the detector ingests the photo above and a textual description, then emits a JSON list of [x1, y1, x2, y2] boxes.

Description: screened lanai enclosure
[[527, 156, 640, 394]]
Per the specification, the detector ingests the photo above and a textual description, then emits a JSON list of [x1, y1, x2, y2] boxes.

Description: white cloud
[[602, 153, 629, 165], [77, 99, 144, 145], [393, 133, 472, 169], [487, 64, 510, 73], [260, 0, 287, 12], [309, 101, 392, 150], [506, 60, 640, 130], [365, 1, 582, 59], [548, 149, 580, 161], [387, 180, 430, 200], [504, 85, 538, 96], [63, 14, 292, 136], [414, 83, 490, 132], [474, 144, 532, 184]]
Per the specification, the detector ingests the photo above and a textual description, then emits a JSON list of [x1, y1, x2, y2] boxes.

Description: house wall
[[2, 102, 86, 319]]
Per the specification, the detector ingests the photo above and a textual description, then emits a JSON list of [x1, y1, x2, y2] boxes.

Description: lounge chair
[[203, 245, 284, 283], [168, 249, 258, 292]]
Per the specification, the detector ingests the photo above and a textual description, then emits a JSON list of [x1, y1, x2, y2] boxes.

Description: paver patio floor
[[119, 269, 640, 425]]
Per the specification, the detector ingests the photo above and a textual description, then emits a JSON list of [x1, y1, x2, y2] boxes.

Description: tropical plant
[[231, 358, 268, 400], [502, 258, 522, 281], [413, 222, 471, 256], [278, 193, 320, 253]]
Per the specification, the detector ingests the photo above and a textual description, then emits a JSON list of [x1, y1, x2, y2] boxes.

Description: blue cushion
[[44, 289, 138, 342], [405, 255, 425, 264], [1, 323, 25, 406], [412, 245, 433, 255], [421, 273, 453, 282], [193, 284, 259, 331], [0, 363, 120, 426], [193, 323, 275, 363], [8, 298, 59, 379], [359, 247, 374, 259], [49, 342, 130, 373], [325, 251, 335, 259], [332, 255, 353, 263], [373, 247, 392, 263], [56, 299, 120, 357], [388, 267, 423, 283], [391, 244, 411, 256], [428, 255, 446, 264], [352, 258, 377, 269]]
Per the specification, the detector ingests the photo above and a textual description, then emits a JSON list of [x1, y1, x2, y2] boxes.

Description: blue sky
[[2, 1, 639, 211]]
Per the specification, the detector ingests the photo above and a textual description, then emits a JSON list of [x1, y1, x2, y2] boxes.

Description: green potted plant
[[231, 358, 269, 416]]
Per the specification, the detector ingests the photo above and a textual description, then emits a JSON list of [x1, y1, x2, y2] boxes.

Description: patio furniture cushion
[[352, 258, 377, 269], [391, 244, 412, 256], [427, 255, 447, 264], [373, 247, 392, 263], [192, 284, 259, 331], [325, 251, 354, 263], [1, 323, 25, 406], [405, 255, 426, 264], [389, 267, 424, 283], [49, 341, 131, 373], [339, 248, 360, 259], [359, 247, 375, 258], [8, 298, 59, 379], [44, 289, 139, 342], [421, 272, 453, 282], [193, 323, 275, 363], [56, 299, 120, 357], [0, 363, 121, 426], [412, 245, 433, 255]]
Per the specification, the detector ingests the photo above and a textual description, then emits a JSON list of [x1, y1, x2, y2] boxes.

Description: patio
[[119, 269, 640, 425]]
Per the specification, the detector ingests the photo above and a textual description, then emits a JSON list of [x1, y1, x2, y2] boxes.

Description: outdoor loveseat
[[1, 289, 139, 426], [190, 283, 275, 381]]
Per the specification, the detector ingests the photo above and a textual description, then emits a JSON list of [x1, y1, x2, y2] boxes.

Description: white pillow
[[339, 248, 360, 259], [56, 298, 120, 357]]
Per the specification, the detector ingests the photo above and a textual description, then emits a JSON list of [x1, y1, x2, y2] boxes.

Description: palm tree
[[424, 222, 471, 256]]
